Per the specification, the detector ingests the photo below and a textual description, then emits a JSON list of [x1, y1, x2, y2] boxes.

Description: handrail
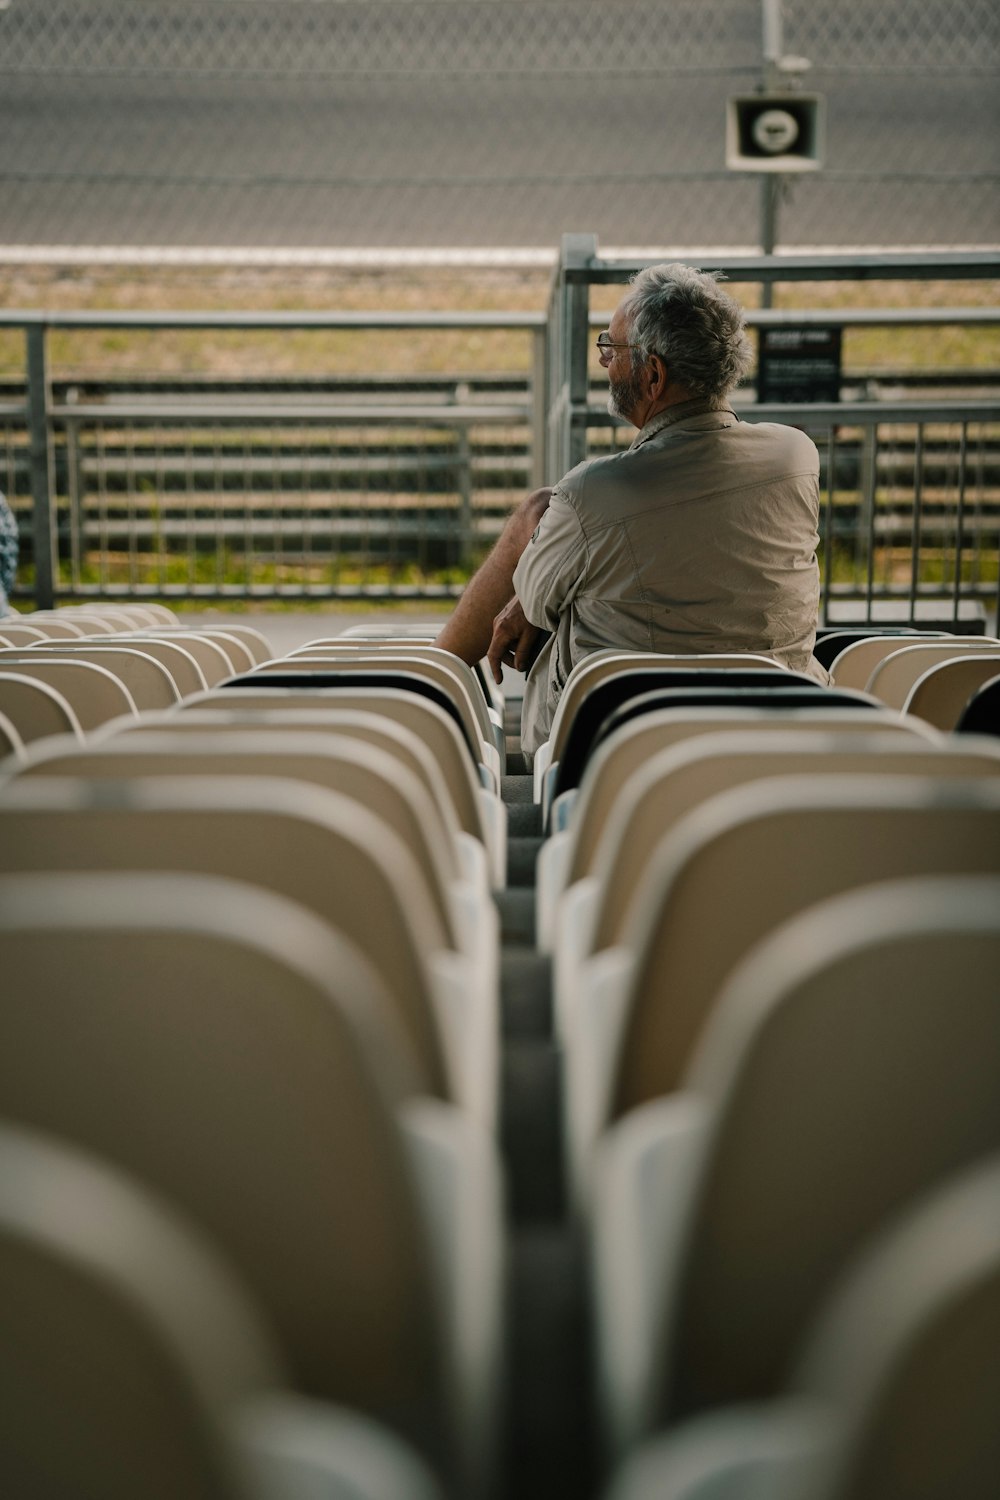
[[564, 250, 1000, 284]]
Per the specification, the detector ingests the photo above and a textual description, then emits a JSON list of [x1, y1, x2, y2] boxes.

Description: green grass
[[1, 263, 997, 383]]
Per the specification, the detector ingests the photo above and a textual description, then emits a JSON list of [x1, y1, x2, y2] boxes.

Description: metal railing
[[3, 246, 999, 620], [546, 237, 1000, 625], [1, 309, 546, 606]]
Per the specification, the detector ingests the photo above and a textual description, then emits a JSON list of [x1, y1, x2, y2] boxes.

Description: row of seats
[[3, 605, 1000, 1497], [531, 628, 1000, 1498], [0, 606, 512, 1499]]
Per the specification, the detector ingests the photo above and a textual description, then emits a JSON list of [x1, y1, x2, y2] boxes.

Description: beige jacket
[[513, 399, 823, 755]]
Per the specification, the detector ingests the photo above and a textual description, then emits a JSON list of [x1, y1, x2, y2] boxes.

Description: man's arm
[[434, 486, 552, 667]]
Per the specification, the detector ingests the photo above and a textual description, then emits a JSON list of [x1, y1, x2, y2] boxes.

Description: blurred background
[[1, 0, 997, 257]]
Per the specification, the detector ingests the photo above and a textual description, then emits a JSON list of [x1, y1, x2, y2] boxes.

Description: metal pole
[[26, 323, 56, 608], [759, 0, 783, 308], [760, 177, 780, 308]]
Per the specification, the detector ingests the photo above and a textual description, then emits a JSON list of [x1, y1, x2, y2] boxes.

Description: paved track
[[1, 1, 996, 250]]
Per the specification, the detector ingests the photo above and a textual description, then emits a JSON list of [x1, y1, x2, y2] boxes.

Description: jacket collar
[[630, 396, 737, 450]]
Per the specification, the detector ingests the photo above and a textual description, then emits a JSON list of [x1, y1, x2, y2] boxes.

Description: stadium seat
[[0, 672, 86, 742], [903, 654, 1000, 730], [956, 672, 1000, 737], [12, 728, 498, 988], [0, 870, 501, 1495], [564, 777, 1000, 1202], [532, 652, 791, 800], [590, 875, 1000, 1458], [0, 776, 484, 1111], [0, 645, 181, 711], [536, 711, 939, 950], [0, 657, 138, 729], [170, 687, 506, 885], [600, 1156, 1000, 1500], [830, 633, 997, 692], [866, 642, 1000, 710]]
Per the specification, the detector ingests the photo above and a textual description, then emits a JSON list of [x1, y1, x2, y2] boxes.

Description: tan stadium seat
[[531, 651, 790, 801], [1, 646, 181, 712], [0, 774, 496, 1123], [866, 641, 1000, 709], [590, 875, 1000, 1461], [115, 630, 242, 683], [0, 657, 138, 729], [551, 731, 1000, 1037], [0, 871, 499, 1496], [260, 649, 504, 778], [295, 638, 505, 719], [71, 635, 210, 697], [0, 709, 26, 760], [3, 615, 87, 639], [0, 672, 86, 743], [903, 653, 1000, 730], [564, 776, 1000, 1205], [1, 1125, 445, 1499], [35, 609, 120, 634], [1, 622, 51, 646], [14, 728, 498, 983], [172, 686, 507, 884], [830, 633, 997, 691], [92, 706, 490, 893], [536, 707, 937, 950]]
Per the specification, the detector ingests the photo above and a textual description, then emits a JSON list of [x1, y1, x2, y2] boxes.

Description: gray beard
[[606, 367, 643, 423]]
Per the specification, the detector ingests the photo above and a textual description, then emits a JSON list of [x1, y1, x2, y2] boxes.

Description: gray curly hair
[[619, 262, 753, 400]]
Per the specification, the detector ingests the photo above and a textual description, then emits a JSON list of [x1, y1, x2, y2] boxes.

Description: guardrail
[[1, 309, 546, 606], [547, 237, 1000, 626], [2, 249, 999, 618]]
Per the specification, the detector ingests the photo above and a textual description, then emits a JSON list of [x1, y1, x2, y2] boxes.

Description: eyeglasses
[[596, 331, 641, 362]]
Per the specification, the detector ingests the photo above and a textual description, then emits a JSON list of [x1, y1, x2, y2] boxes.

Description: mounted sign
[[757, 326, 842, 404], [726, 92, 824, 172]]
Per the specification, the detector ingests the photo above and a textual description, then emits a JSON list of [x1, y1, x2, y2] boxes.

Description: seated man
[[436, 262, 826, 758]]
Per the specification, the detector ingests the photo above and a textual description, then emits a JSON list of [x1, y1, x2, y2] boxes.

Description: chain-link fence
[[1, 0, 996, 253]]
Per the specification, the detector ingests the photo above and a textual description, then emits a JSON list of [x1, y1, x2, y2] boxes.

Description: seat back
[[224, 669, 482, 766], [173, 688, 491, 845], [830, 633, 992, 691], [654, 876, 1000, 1425], [15, 731, 462, 936], [0, 1121, 280, 1500], [0, 870, 448, 1457], [593, 735, 1000, 951], [565, 709, 931, 886], [904, 654, 1000, 730], [551, 672, 828, 798], [0, 776, 451, 1095], [3, 647, 181, 711], [81, 636, 210, 696], [101, 707, 466, 846], [796, 1151, 1000, 1500], [115, 631, 239, 684], [0, 658, 138, 729], [0, 672, 85, 743], [957, 672, 1000, 737], [811, 627, 922, 670], [0, 708, 26, 760], [547, 653, 789, 765], [613, 778, 1000, 1113], [867, 642, 1000, 709], [248, 657, 491, 763]]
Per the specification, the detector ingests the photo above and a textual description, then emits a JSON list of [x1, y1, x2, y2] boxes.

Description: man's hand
[[487, 596, 542, 685]]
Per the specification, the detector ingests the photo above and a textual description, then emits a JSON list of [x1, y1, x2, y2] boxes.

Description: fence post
[[531, 324, 548, 490], [560, 232, 597, 476], [26, 323, 56, 609]]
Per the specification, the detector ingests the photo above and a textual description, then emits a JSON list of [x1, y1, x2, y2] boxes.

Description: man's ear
[[648, 352, 668, 395]]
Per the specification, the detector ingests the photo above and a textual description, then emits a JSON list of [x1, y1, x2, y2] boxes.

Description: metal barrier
[[1, 309, 546, 606], [3, 249, 999, 619], [547, 238, 1000, 625]]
